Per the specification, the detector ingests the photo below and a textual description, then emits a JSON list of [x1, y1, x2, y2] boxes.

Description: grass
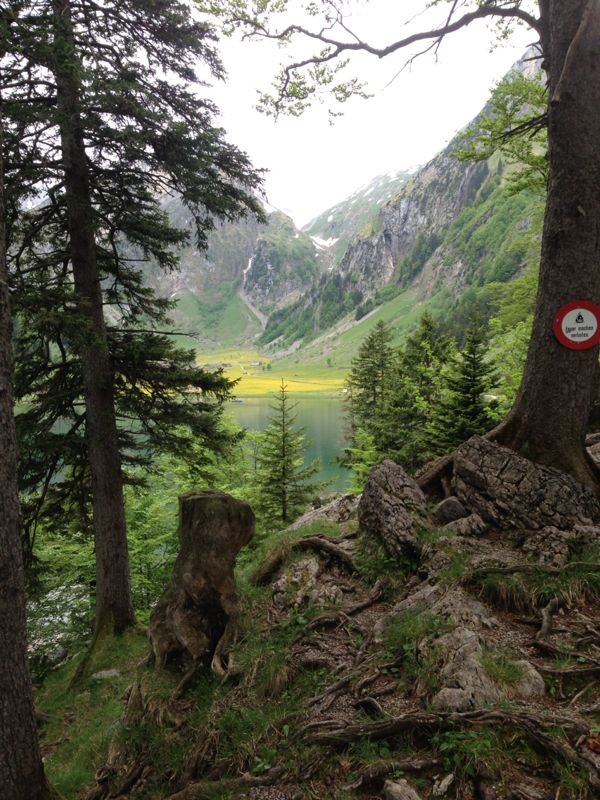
[[480, 648, 526, 685], [38, 627, 149, 798], [472, 548, 600, 611], [382, 611, 447, 691]]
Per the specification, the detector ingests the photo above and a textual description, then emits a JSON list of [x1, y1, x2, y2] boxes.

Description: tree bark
[[495, 0, 600, 489], [51, 0, 134, 632], [0, 110, 51, 799]]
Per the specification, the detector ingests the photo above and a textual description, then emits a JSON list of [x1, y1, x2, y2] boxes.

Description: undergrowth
[[471, 547, 600, 611]]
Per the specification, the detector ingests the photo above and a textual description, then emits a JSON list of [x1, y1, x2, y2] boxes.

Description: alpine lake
[[229, 396, 350, 492]]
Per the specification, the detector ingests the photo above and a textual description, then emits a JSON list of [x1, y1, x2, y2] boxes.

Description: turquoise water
[[229, 397, 350, 492]]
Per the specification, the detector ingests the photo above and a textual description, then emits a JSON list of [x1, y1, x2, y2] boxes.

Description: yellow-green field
[[196, 348, 346, 396]]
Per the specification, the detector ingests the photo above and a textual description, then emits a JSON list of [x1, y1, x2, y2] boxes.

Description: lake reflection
[[229, 397, 349, 492]]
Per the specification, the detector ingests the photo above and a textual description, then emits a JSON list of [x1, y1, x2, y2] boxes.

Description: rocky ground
[[55, 438, 600, 800]]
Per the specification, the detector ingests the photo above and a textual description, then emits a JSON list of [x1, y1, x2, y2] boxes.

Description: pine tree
[[375, 312, 451, 471], [345, 320, 394, 436], [426, 324, 497, 456], [3, 1, 263, 630], [255, 381, 320, 526], [0, 74, 52, 796]]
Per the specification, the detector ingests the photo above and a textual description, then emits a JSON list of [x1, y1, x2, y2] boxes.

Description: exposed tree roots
[[252, 534, 357, 585], [302, 709, 600, 789], [165, 767, 286, 800], [342, 757, 443, 790]]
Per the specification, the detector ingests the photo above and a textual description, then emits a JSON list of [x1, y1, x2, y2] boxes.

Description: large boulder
[[149, 490, 254, 672], [358, 459, 428, 559], [453, 437, 600, 531]]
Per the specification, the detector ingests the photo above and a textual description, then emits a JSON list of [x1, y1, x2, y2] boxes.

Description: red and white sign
[[553, 300, 600, 350]]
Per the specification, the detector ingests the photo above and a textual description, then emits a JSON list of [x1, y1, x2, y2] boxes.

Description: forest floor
[[37, 501, 600, 800]]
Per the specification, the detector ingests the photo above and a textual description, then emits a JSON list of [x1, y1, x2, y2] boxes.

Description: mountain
[[145, 53, 543, 361], [303, 169, 412, 268], [143, 202, 321, 349]]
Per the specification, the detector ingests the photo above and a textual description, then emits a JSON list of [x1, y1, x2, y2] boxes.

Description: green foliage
[[254, 381, 321, 525], [432, 727, 501, 778], [37, 629, 149, 797], [473, 549, 600, 611], [345, 320, 395, 436], [383, 612, 447, 690], [426, 324, 498, 457], [345, 427, 378, 492], [454, 71, 548, 194], [6, 0, 263, 553], [374, 313, 451, 472]]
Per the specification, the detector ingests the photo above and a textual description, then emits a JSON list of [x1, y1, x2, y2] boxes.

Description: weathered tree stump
[[148, 490, 254, 686]]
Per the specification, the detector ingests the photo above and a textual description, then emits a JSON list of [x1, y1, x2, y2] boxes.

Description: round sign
[[553, 300, 600, 350]]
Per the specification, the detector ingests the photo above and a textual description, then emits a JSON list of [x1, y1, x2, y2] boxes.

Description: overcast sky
[[207, 1, 537, 227]]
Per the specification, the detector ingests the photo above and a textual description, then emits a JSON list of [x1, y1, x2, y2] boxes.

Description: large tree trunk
[[52, 0, 134, 632], [0, 114, 51, 799], [495, 0, 600, 489]]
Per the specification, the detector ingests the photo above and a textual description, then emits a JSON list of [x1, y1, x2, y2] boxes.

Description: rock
[[453, 437, 600, 531], [272, 556, 344, 610], [358, 460, 428, 559], [384, 779, 423, 800], [286, 493, 360, 531], [521, 524, 600, 566], [149, 489, 254, 670], [512, 660, 546, 697], [433, 496, 467, 525], [91, 668, 120, 681], [430, 627, 501, 711], [432, 774, 455, 797], [443, 513, 487, 537]]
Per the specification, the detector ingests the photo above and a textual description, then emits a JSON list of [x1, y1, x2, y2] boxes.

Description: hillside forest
[[1, 3, 600, 800]]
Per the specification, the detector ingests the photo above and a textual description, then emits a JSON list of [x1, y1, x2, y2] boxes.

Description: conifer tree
[[345, 320, 394, 436], [0, 70, 52, 795], [375, 312, 451, 471], [255, 381, 320, 525], [426, 324, 497, 456], [2, 0, 263, 630]]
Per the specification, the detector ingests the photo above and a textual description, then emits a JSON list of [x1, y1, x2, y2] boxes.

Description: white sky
[[207, 1, 537, 227]]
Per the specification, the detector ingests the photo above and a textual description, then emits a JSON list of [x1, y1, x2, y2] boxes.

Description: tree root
[[469, 562, 600, 581], [537, 597, 560, 639], [305, 579, 385, 631], [343, 757, 442, 790], [166, 766, 286, 800], [252, 534, 357, 586], [302, 708, 599, 789]]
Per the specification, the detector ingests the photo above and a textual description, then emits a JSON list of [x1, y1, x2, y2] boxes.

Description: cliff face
[[242, 211, 320, 313], [334, 151, 491, 298]]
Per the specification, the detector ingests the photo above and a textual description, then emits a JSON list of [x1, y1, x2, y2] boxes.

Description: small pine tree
[[426, 324, 497, 456], [345, 320, 394, 435], [345, 427, 378, 492], [375, 312, 451, 472], [255, 381, 320, 526]]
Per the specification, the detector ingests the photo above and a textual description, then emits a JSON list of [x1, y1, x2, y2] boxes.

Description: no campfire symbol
[[553, 300, 600, 350]]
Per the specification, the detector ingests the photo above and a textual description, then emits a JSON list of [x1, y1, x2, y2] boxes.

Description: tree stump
[[148, 490, 254, 684]]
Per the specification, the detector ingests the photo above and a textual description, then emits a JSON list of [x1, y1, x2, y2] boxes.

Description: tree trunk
[[0, 111, 51, 799], [51, 0, 134, 632], [495, 0, 600, 489]]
